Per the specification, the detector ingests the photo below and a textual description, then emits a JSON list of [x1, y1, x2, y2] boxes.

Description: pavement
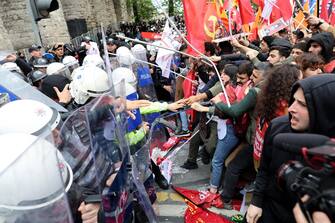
[[154, 142, 244, 223]]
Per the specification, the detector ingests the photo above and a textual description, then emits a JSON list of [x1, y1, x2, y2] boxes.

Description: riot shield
[[84, 92, 134, 223], [0, 68, 68, 112], [0, 133, 73, 223], [131, 45, 158, 102]]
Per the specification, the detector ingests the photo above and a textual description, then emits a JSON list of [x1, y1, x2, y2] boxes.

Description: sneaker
[[180, 160, 198, 169], [174, 130, 191, 137], [223, 200, 233, 210]]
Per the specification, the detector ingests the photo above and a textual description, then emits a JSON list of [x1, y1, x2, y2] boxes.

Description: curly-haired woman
[[253, 64, 302, 170]]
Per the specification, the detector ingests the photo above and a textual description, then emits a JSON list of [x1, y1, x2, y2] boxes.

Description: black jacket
[[306, 32, 335, 63], [251, 74, 335, 222]]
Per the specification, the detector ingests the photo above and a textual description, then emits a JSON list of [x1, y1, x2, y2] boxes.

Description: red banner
[[141, 32, 161, 40]]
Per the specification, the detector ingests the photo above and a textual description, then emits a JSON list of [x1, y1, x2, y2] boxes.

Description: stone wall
[[0, 0, 132, 50], [0, 0, 36, 49], [0, 17, 13, 50], [38, 1, 71, 48]]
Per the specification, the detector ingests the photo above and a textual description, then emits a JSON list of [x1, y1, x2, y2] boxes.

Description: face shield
[[64, 60, 79, 75], [56, 66, 72, 81], [0, 133, 73, 223], [0, 99, 61, 139], [116, 47, 135, 67], [132, 44, 148, 64], [111, 67, 137, 89]]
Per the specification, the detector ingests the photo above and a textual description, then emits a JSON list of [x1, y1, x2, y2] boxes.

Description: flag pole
[[115, 34, 212, 67], [108, 52, 198, 84], [228, 0, 233, 36], [152, 0, 232, 107]]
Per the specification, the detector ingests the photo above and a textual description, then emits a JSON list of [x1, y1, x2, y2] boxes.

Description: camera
[[274, 133, 335, 223]]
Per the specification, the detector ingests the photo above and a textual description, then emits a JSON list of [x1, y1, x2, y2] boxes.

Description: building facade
[[0, 0, 133, 50]]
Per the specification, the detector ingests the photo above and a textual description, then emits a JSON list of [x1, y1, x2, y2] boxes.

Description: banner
[[156, 21, 176, 78], [258, 18, 289, 39], [141, 32, 161, 40]]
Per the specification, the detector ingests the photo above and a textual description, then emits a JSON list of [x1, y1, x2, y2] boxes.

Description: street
[[155, 142, 242, 222]]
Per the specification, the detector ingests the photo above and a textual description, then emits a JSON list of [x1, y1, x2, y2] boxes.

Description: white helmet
[[47, 62, 71, 80], [0, 99, 61, 136], [70, 65, 111, 105], [2, 62, 23, 74], [0, 133, 73, 211], [63, 55, 79, 74], [116, 46, 135, 66], [111, 67, 137, 89], [82, 55, 105, 69], [131, 44, 147, 62]]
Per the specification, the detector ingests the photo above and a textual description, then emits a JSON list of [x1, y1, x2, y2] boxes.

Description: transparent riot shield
[[0, 133, 73, 223], [84, 91, 134, 223], [131, 45, 158, 102], [59, 106, 103, 192], [0, 68, 68, 112], [132, 139, 158, 223]]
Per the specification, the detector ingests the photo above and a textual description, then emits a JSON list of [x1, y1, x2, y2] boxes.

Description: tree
[[162, 0, 183, 16], [168, 0, 174, 16], [127, 0, 158, 22]]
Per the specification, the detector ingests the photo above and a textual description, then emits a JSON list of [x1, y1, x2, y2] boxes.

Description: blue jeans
[[210, 124, 239, 188], [180, 111, 188, 131]]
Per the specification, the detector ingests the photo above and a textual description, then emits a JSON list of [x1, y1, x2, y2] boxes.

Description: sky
[[152, 0, 164, 12]]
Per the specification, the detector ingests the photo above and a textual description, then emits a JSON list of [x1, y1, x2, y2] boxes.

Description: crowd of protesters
[[1, 10, 335, 223]]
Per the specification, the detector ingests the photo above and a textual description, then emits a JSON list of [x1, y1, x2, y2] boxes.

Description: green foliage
[[162, 0, 184, 16], [127, 0, 158, 22]]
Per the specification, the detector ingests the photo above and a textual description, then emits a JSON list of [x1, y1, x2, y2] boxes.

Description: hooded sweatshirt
[[307, 32, 335, 72], [251, 74, 335, 222]]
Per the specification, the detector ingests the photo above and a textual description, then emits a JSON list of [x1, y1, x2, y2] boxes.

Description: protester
[[3, 4, 335, 222], [247, 75, 335, 223]]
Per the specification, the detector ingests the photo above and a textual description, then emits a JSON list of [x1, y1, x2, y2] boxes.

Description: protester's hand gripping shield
[[0, 133, 73, 223]]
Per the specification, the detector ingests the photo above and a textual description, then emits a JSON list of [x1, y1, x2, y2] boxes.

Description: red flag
[[182, 0, 207, 55], [172, 185, 242, 210], [182, 70, 197, 124], [329, 0, 335, 25], [330, 10, 335, 25], [182, 0, 228, 55], [270, 0, 293, 22], [249, 7, 262, 41], [172, 185, 220, 207], [237, 0, 255, 24], [184, 200, 233, 223], [252, 0, 264, 8], [320, 0, 330, 22], [231, 7, 243, 31]]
